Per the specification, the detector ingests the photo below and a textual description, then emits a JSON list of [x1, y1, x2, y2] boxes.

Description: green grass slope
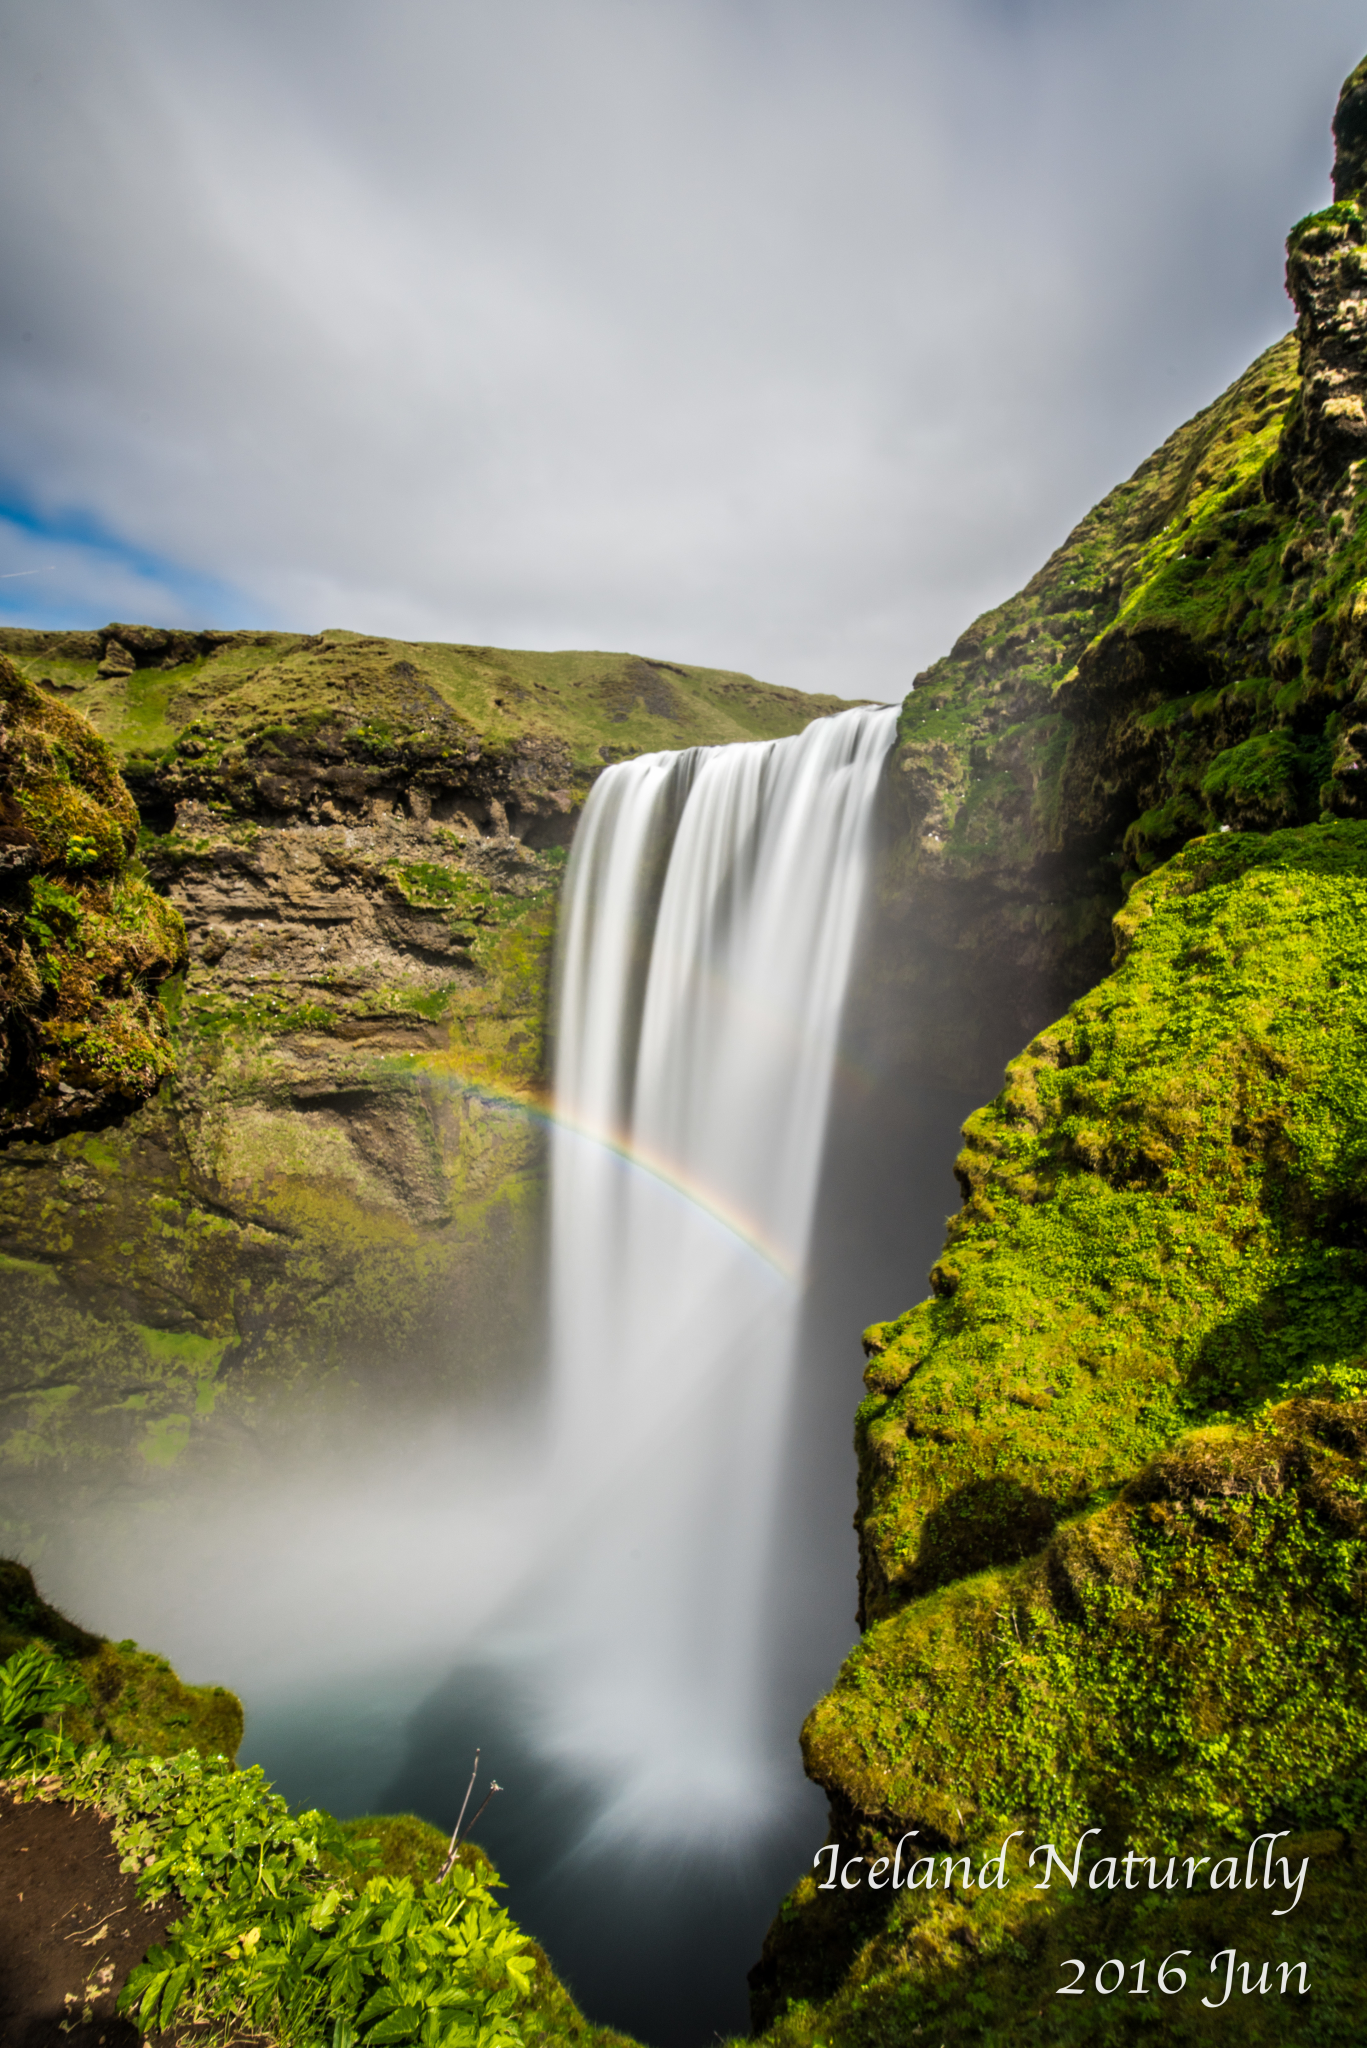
[[0, 625, 857, 802]]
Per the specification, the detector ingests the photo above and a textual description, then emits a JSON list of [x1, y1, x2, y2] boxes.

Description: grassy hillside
[[0, 625, 857, 799]]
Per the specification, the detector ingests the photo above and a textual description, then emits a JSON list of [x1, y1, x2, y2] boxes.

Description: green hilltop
[[0, 623, 856, 800]]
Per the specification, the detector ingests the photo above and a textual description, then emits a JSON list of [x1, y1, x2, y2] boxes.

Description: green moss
[[0, 1557, 242, 1762], [69, 1639, 244, 1760], [884, 151, 1367, 1043], [182, 987, 343, 1040], [1, 655, 188, 1129], [0, 1556, 102, 1663], [856, 821, 1367, 1618], [385, 860, 487, 909], [814, 1403, 1367, 1845], [767, 821, 1367, 2043], [759, 1402, 1367, 2043], [330, 1812, 458, 1884], [758, 1828, 1359, 2045]]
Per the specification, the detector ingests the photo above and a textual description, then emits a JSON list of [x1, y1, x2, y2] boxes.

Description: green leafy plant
[[0, 1674, 538, 2048], [111, 1751, 536, 2048], [21, 872, 84, 959], [0, 1640, 89, 1767]]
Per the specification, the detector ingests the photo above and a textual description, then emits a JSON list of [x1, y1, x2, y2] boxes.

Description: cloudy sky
[[0, 0, 1362, 698]]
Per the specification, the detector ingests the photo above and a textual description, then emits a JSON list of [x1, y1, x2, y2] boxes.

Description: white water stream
[[538, 702, 899, 1841]]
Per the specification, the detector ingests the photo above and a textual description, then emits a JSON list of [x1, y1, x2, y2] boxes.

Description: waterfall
[[26, 696, 901, 2047], [540, 701, 899, 1843]]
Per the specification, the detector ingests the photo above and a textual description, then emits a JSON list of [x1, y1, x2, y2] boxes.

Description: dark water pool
[[239, 1061, 986, 2046], [242, 1658, 826, 2046]]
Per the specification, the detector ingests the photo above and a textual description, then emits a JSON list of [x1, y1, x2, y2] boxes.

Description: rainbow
[[366, 1050, 800, 1283]]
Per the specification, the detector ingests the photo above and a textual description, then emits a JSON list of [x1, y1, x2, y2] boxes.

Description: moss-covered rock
[[0, 655, 187, 1137], [855, 822, 1367, 1623], [755, 826, 1367, 2038], [752, 1402, 1367, 2041], [0, 1556, 242, 1762], [812, 1398, 1367, 1854]]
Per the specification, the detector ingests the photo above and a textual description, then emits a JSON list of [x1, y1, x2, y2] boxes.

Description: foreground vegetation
[[0, 1564, 634, 2047]]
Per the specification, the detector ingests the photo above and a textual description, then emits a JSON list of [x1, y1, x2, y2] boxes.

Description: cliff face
[[754, 829, 1367, 2042], [0, 627, 845, 1513], [753, 54, 1367, 2047]]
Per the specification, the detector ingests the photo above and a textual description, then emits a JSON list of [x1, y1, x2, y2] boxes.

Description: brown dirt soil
[[0, 1788, 175, 2046]]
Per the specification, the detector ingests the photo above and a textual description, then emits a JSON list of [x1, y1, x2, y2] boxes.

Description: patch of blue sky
[[0, 493, 266, 633]]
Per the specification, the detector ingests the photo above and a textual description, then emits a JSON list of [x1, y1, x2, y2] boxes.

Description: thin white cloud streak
[[0, 0, 1363, 691], [0, 511, 218, 628]]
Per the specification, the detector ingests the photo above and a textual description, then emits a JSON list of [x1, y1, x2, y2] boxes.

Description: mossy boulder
[[0, 1557, 242, 1763], [0, 655, 187, 1137]]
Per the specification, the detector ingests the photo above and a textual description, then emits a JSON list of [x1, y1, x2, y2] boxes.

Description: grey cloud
[[0, 0, 1363, 692]]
